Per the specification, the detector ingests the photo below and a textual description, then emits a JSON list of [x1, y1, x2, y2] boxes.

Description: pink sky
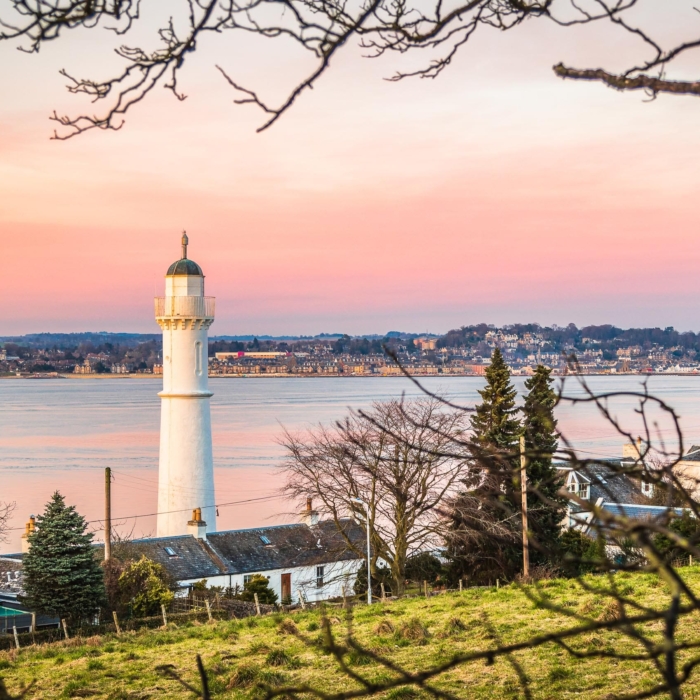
[[2, 9, 700, 335]]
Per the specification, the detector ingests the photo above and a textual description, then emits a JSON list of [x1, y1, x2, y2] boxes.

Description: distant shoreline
[[2, 373, 700, 380]]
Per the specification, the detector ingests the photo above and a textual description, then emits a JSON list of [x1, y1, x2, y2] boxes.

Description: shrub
[[118, 556, 174, 617], [405, 553, 445, 585], [239, 575, 278, 605], [354, 561, 393, 598], [654, 511, 700, 561]]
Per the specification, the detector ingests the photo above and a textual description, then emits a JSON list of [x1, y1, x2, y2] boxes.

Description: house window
[[260, 535, 272, 545], [566, 478, 589, 500], [316, 566, 324, 588], [243, 574, 254, 585], [164, 547, 177, 557], [642, 480, 654, 497]]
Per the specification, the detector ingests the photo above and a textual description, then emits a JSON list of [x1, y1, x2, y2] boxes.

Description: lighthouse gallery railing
[[154, 296, 215, 319]]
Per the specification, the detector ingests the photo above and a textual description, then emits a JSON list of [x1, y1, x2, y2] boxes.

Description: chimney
[[622, 438, 645, 460], [187, 508, 207, 540], [21, 515, 36, 554], [301, 497, 319, 527]]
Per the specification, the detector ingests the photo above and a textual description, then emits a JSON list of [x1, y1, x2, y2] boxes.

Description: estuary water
[[2, 375, 700, 554]]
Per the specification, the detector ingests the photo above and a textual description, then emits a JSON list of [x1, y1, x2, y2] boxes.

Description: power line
[[5, 494, 281, 532]]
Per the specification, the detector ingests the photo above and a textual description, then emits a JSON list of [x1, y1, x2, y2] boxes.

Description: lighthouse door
[[281, 573, 291, 602]]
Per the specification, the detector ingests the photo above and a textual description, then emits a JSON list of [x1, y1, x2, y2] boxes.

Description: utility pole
[[105, 467, 112, 561], [520, 436, 529, 579], [352, 497, 372, 605]]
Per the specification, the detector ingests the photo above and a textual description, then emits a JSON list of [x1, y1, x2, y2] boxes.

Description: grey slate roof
[[682, 446, 700, 461], [89, 519, 364, 583], [601, 503, 688, 521], [122, 535, 225, 581], [166, 258, 203, 276], [560, 461, 654, 514], [205, 519, 363, 576]]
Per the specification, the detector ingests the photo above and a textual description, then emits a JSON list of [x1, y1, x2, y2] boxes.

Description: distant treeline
[[5, 324, 700, 357]]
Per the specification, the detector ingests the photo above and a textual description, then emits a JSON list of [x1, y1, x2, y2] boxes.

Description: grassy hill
[[2, 569, 699, 699]]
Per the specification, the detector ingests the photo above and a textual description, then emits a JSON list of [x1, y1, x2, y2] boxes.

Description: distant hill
[[1, 332, 424, 346], [0, 332, 161, 348]]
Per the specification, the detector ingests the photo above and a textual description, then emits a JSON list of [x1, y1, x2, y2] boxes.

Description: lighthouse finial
[[181, 231, 188, 259]]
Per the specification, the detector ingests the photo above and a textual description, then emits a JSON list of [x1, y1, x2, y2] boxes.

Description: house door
[[281, 573, 292, 601]]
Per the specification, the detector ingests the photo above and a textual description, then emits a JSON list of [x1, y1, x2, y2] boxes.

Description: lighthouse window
[[195, 341, 203, 376]]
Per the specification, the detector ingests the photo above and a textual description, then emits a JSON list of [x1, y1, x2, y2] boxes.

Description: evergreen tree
[[21, 492, 106, 623], [470, 347, 521, 450], [521, 365, 567, 565], [447, 348, 523, 583], [239, 574, 278, 605]]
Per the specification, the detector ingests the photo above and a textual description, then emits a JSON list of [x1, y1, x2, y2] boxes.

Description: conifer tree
[[21, 492, 105, 623], [470, 347, 521, 451], [447, 348, 523, 583], [522, 365, 567, 564]]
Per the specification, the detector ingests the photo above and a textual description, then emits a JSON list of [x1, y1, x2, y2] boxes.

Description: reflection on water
[[1, 375, 699, 553]]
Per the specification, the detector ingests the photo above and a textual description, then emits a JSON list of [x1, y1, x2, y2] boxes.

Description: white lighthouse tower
[[155, 233, 216, 537]]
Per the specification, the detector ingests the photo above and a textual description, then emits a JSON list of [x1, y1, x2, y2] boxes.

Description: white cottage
[[98, 507, 364, 603]]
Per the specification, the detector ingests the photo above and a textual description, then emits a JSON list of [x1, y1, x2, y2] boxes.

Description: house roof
[[88, 519, 364, 583], [682, 446, 700, 461], [558, 460, 656, 514], [205, 519, 363, 576], [117, 535, 225, 581], [601, 503, 688, 521]]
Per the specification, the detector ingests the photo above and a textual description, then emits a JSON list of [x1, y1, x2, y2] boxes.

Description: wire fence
[[4, 561, 696, 652]]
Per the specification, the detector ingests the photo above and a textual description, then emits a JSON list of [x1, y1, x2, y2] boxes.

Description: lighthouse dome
[[166, 232, 203, 276], [166, 258, 203, 276]]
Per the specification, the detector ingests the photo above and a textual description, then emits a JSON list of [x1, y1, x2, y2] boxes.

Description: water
[[2, 375, 700, 554]]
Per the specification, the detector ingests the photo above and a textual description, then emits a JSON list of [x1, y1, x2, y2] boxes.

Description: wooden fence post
[[496, 579, 500, 590], [12, 626, 20, 649], [380, 582, 386, 601], [459, 579, 463, 593], [297, 590, 306, 610], [31, 612, 36, 644], [254, 593, 261, 617], [423, 580, 428, 598], [205, 599, 213, 622], [61, 619, 69, 639], [112, 611, 122, 636], [341, 585, 347, 610], [161, 604, 168, 628]]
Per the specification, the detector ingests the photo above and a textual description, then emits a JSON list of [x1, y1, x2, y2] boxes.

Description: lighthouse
[[155, 233, 216, 537]]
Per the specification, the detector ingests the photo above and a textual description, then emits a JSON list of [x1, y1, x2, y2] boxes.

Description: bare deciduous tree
[[280, 398, 469, 595], [0, 501, 16, 544], [1, 0, 699, 138]]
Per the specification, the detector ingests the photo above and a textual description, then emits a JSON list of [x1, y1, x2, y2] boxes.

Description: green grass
[[4, 568, 700, 699]]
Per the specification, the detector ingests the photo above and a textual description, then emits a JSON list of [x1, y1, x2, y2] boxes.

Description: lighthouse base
[[157, 394, 216, 537]]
